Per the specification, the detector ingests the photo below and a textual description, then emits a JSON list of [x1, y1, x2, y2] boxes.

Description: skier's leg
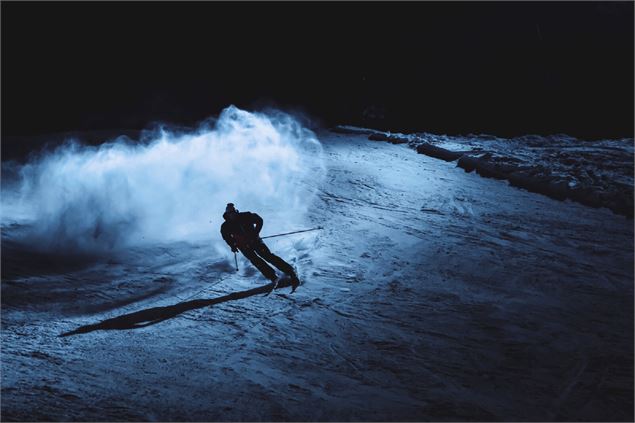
[[253, 240, 296, 276], [240, 248, 277, 281]]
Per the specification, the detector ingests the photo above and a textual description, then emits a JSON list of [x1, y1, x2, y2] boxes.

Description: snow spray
[[4, 106, 325, 253]]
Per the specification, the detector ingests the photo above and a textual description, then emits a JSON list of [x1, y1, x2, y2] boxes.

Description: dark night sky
[[2, 1, 633, 140]]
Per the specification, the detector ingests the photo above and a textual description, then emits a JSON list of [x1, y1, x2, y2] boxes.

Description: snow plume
[[8, 106, 325, 253]]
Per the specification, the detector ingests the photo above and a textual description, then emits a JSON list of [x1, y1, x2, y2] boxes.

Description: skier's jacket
[[221, 211, 263, 250]]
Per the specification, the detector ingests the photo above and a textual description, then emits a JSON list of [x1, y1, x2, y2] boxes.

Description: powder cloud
[[10, 106, 324, 253]]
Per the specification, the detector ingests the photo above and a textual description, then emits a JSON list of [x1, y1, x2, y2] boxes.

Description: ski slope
[[2, 130, 633, 421]]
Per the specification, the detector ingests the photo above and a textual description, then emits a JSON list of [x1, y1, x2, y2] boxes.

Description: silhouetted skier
[[221, 203, 300, 292]]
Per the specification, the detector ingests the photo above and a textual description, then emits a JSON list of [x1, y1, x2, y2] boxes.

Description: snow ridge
[[335, 126, 634, 217]]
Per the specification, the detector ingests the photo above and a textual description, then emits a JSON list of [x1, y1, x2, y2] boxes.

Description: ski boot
[[289, 272, 300, 293]]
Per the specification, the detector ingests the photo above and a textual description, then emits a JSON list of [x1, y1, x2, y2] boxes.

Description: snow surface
[[1, 131, 633, 421], [335, 125, 634, 217]]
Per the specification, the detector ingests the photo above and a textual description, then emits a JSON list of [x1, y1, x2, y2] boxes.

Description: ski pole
[[260, 226, 324, 240], [234, 252, 239, 272]]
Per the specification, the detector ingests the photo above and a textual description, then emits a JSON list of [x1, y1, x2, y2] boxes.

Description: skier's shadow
[[60, 279, 293, 337]]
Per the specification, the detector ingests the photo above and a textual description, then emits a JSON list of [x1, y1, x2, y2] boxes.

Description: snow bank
[[335, 126, 634, 217]]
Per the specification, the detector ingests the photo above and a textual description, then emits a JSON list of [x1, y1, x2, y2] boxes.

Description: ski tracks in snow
[[300, 132, 634, 420]]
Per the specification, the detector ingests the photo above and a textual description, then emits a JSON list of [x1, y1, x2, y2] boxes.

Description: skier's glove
[[231, 245, 238, 253]]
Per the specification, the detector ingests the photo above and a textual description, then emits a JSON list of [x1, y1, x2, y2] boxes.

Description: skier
[[221, 203, 300, 292]]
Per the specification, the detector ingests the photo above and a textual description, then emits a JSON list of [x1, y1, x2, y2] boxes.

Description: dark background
[[2, 1, 633, 141]]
